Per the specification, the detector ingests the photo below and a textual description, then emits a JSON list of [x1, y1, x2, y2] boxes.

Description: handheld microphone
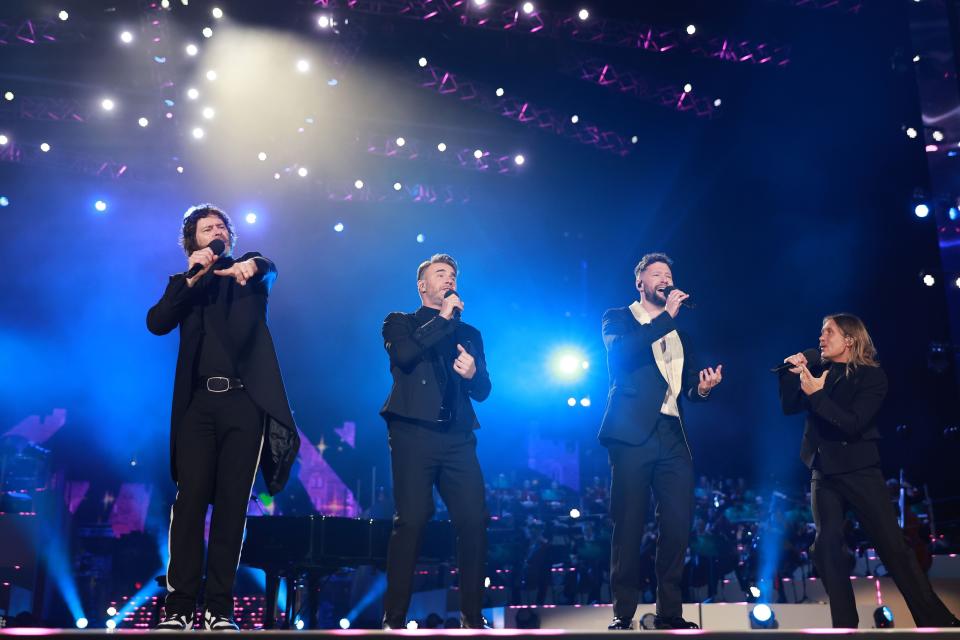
[[771, 348, 821, 373], [185, 238, 226, 278], [661, 285, 696, 309], [444, 289, 462, 320]]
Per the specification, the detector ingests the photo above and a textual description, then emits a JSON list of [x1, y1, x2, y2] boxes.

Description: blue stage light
[[334, 222, 344, 233], [0, 196, 8, 207], [749, 604, 777, 629], [873, 605, 894, 628], [76, 618, 89, 629], [245, 212, 257, 224], [338, 618, 350, 629], [914, 203, 930, 218], [949, 207, 958, 221], [550, 347, 589, 382], [94, 200, 107, 212]]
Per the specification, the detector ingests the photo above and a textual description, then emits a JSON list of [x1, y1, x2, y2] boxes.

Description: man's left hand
[[798, 364, 828, 396], [453, 343, 477, 380], [214, 258, 259, 286], [698, 364, 723, 396]]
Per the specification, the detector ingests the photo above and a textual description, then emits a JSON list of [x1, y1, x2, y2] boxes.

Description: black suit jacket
[[379, 308, 491, 427], [778, 361, 887, 475], [598, 306, 706, 446], [146, 252, 300, 495]]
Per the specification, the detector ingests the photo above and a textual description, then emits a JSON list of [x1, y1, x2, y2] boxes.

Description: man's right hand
[[185, 247, 217, 287], [783, 352, 808, 374], [665, 288, 689, 318], [439, 291, 464, 320]]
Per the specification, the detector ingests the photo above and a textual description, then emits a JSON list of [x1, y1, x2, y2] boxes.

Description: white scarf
[[628, 301, 684, 417]]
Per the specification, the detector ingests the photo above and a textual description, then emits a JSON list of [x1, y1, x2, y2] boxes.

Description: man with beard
[[599, 252, 723, 631], [379, 253, 492, 629]]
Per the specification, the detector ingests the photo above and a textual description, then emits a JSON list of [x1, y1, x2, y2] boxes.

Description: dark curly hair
[[633, 252, 673, 279], [179, 204, 236, 256]]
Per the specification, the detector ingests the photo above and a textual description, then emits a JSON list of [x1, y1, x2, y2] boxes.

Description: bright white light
[[298, 167, 309, 177], [187, 87, 199, 100], [569, 508, 581, 518], [582, 360, 590, 369], [416, 233, 425, 243], [553, 349, 587, 379], [191, 127, 204, 139], [120, 31, 134, 44], [101, 98, 115, 111], [496, 87, 505, 97], [631, 135, 638, 144], [714, 98, 722, 107], [76, 618, 88, 629], [393, 182, 402, 191], [212, 7, 224, 19], [749, 586, 761, 599], [473, 149, 483, 159], [580, 397, 591, 407], [474, 0, 487, 6], [906, 127, 918, 138], [484, 576, 492, 588], [296, 59, 310, 73], [202, 106, 215, 119], [318, 15, 331, 28], [923, 274, 936, 287], [0, 135, 8, 145], [752, 604, 773, 623], [185, 43, 199, 56], [202, 27, 214, 38], [396, 136, 406, 147], [206, 69, 217, 81], [0, 197, 8, 207], [334, 222, 344, 232], [106, 607, 118, 617], [354, 179, 364, 189], [176, 166, 184, 173], [571, 114, 579, 123], [245, 212, 257, 224], [59, 10, 69, 21], [437, 142, 447, 152], [105, 620, 117, 630], [567, 397, 577, 407], [514, 154, 525, 165], [338, 619, 350, 630], [578, 8, 589, 20], [522, 2, 535, 14], [273, 172, 280, 180], [295, 619, 305, 630], [914, 203, 930, 218], [418, 57, 428, 67], [686, 24, 697, 35], [138, 117, 149, 127], [913, 55, 921, 63], [684, 83, 693, 93], [955, 276, 960, 289], [933, 130, 945, 142], [257, 151, 267, 161], [406, 621, 418, 630], [40, 142, 51, 152], [3, 92, 13, 101], [161, 0, 170, 7], [94, 200, 107, 212]]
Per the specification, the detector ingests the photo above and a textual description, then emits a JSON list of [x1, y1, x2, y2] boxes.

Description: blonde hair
[[824, 313, 880, 373], [417, 253, 458, 281]]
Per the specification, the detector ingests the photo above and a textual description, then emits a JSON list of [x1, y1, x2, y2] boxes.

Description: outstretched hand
[[698, 364, 723, 396], [214, 258, 259, 286]]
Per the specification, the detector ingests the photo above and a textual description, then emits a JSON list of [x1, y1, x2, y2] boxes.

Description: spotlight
[[496, 87, 505, 97], [906, 127, 918, 138], [683, 83, 693, 93], [161, 0, 170, 7], [298, 167, 308, 177], [714, 98, 722, 107], [202, 27, 213, 38], [686, 24, 697, 35], [473, 149, 483, 159], [580, 397, 591, 407], [748, 585, 761, 599], [212, 7, 224, 19], [3, 91, 13, 101], [955, 276, 960, 289], [59, 10, 69, 21], [101, 98, 115, 111], [933, 130, 945, 142], [202, 106, 215, 119], [120, 31, 134, 44], [631, 135, 638, 144], [76, 618, 88, 629], [273, 172, 280, 180], [437, 142, 447, 152], [105, 620, 117, 630], [569, 508, 581, 518], [914, 203, 930, 218], [418, 57, 428, 67], [474, 0, 487, 6], [578, 9, 589, 20], [406, 621, 419, 629], [257, 151, 267, 161], [484, 577, 492, 588], [176, 166, 184, 173], [416, 233, 425, 243], [245, 212, 257, 224], [187, 87, 199, 100], [873, 605, 894, 628], [393, 182, 402, 191], [749, 604, 777, 629], [395, 136, 406, 146], [570, 114, 579, 124], [106, 607, 118, 617], [514, 154, 525, 165], [522, 2, 535, 14], [551, 348, 588, 381], [567, 397, 576, 407], [913, 54, 921, 62], [94, 200, 108, 212], [40, 142, 51, 152], [294, 618, 305, 630], [0, 196, 8, 207], [949, 207, 958, 220], [354, 179, 364, 189], [296, 59, 310, 73], [926, 144, 938, 152], [923, 274, 936, 287], [185, 43, 198, 56], [334, 222, 344, 232], [206, 69, 217, 81], [138, 117, 149, 127], [0, 134, 7, 145], [191, 127, 204, 139], [317, 15, 331, 28], [338, 618, 350, 630]]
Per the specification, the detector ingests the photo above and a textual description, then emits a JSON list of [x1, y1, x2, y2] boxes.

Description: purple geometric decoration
[[296, 428, 359, 517], [0, 18, 86, 46], [0, 96, 87, 122], [4, 409, 67, 444], [0, 142, 128, 179], [526, 434, 579, 492], [365, 134, 522, 174], [771, 0, 864, 13]]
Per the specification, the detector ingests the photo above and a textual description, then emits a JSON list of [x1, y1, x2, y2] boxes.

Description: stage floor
[[0, 630, 958, 638]]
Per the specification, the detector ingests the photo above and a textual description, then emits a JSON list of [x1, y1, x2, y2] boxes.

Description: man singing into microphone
[[600, 252, 722, 631], [379, 253, 491, 629], [147, 204, 299, 631]]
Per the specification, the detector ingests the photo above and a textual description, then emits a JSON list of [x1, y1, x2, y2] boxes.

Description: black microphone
[[661, 285, 696, 309], [770, 348, 821, 373], [444, 289, 462, 320], [185, 238, 226, 278]]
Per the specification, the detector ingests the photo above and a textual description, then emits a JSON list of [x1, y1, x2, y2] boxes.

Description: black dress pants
[[165, 389, 264, 618], [383, 421, 487, 624], [607, 414, 693, 620], [811, 466, 955, 628]]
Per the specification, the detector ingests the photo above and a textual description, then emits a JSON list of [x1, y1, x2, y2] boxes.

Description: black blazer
[[379, 308, 491, 427], [146, 252, 300, 495], [779, 361, 887, 475], [598, 306, 706, 446]]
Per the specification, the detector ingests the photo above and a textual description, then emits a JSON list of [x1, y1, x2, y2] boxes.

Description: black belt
[[197, 376, 244, 393]]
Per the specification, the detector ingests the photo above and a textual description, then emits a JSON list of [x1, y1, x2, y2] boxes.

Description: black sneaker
[[608, 616, 633, 630], [155, 612, 192, 631], [202, 610, 239, 631], [653, 615, 699, 629]]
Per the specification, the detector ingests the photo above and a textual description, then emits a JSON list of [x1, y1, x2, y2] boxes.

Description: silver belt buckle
[[206, 376, 230, 393]]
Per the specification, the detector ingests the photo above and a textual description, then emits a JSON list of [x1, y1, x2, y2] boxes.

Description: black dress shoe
[[653, 615, 699, 629], [460, 613, 490, 629], [608, 616, 633, 630], [950, 617, 960, 627], [382, 615, 405, 630]]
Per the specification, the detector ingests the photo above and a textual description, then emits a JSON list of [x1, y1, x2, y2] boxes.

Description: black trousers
[[607, 414, 693, 620], [811, 466, 955, 628], [165, 389, 264, 618], [383, 421, 487, 624]]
